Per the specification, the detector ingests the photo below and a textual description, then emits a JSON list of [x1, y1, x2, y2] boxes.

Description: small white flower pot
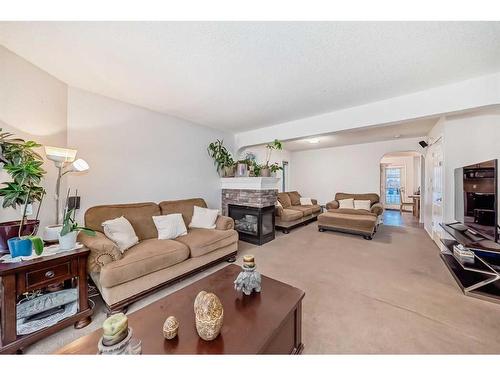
[[58, 231, 78, 250]]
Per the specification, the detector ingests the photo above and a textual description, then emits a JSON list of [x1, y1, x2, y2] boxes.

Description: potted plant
[[207, 139, 235, 177], [6, 189, 45, 257], [59, 208, 95, 250], [261, 139, 283, 177], [269, 162, 283, 176], [0, 128, 46, 253]]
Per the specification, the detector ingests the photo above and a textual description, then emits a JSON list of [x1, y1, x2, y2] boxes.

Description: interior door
[[384, 166, 405, 209]]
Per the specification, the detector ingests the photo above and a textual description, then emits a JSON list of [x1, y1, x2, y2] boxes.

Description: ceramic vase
[[58, 231, 77, 250], [7, 237, 33, 258]]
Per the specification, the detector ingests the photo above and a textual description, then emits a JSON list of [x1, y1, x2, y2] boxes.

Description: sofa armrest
[[326, 200, 339, 210], [215, 215, 234, 230], [311, 199, 318, 205], [78, 231, 122, 273], [370, 202, 384, 216], [275, 206, 284, 217]]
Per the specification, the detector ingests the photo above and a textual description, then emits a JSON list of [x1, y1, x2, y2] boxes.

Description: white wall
[[440, 110, 500, 222], [67, 88, 234, 222], [289, 137, 424, 205], [0, 46, 68, 229]]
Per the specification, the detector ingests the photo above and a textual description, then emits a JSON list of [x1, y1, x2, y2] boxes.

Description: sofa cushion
[[280, 209, 303, 222], [289, 205, 314, 216], [277, 192, 292, 208], [310, 204, 322, 214], [335, 193, 380, 205], [99, 239, 190, 288], [85, 202, 160, 241], [288, 191, 301, 206], [318, 211, 377, 235], [159, 198, 207, 226], [328, 208, 377, 217], [174, 228, 238, 258]]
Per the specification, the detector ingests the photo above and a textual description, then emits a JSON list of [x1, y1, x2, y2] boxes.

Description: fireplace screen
[[228, 204, 275, 245]]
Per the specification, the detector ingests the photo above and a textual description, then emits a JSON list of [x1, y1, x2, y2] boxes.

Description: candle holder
[[234, 255, 262, 295]]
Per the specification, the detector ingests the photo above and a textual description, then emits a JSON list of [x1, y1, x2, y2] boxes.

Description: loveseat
[[275, 191, 322, 233], [79, 198, 238, 313], [319, 193, 384, 240]]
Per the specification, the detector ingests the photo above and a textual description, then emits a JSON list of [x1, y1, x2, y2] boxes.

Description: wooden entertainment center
[[440, 222, 500, 303]]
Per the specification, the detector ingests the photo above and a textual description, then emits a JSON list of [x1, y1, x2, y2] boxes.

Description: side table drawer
[[25, 262, 72, 289]]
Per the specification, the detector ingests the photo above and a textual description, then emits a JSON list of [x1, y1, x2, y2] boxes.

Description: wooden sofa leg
[[226, 256, 237, 263], [107, 306, 128, 317], [318, 227, 325, 232]]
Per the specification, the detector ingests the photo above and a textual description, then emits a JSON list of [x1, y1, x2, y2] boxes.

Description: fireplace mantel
[[220, 177, 280, 190]]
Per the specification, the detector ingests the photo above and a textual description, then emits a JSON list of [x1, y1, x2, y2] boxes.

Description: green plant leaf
[[29, 236, 44, 256]]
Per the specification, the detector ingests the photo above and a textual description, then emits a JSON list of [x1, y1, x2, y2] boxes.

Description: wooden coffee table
[[56, 264, 305, 354]]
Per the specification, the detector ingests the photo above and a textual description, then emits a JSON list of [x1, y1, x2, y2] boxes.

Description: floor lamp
[[44, 146, 90, 225]]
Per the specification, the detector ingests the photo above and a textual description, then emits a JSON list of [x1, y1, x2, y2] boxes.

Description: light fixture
[[308, 138, 320, 144], [44, 146, 77, 166], [44, 146, 90, 224]]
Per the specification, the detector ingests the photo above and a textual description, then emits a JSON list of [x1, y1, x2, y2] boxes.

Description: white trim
[[221, 177, 280, 190]]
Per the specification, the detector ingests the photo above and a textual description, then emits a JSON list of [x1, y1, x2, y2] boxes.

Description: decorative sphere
[[193, 291, 224, 341], [163, 316, 179, 340]]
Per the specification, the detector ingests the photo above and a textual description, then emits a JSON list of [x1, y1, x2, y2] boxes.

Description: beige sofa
[[79, 198, 238, 313], [275, 191, 322, 233], [319, 193, 384, 240]]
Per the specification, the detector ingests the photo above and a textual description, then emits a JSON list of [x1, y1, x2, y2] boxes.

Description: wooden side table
[[0, 247, 93, 354]]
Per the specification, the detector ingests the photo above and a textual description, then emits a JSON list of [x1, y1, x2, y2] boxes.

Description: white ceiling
[[1, 22, 500, 132], [283, 117, 437, 151]]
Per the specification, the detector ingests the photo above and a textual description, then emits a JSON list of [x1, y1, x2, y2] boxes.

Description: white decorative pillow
[[354, 200, 371, 211], [276, 200, 283, 208], [338, 198, 355, 209], [153, 214, 187, 240], [102, 216, 138, 253], [300, 197, 313, 205], [189, 206, 219, 229]]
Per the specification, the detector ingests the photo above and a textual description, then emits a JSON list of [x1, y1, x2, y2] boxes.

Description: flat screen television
[[454, 159, 498, 242]]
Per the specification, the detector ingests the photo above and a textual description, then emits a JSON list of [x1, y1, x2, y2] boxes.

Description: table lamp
[[44, 146, 90, 224]]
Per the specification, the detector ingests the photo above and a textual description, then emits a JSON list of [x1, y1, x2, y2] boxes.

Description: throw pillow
[[354, 200, 371, 211], [189, 206, 219, 229], [300, 197, 313, 205], [102, 216, 139, 253], [153, 214, 188, 240], [288, 191, 301, 206], [338, 198, 355, 209], [276, 200, 283, 208]]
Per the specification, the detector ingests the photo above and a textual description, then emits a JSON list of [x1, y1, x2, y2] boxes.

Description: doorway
[[281, 161, 289, 192], [380, 151, 423, 228]]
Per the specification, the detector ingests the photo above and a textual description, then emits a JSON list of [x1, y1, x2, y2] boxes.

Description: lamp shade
[[44, 146, 77, 164], [70, 158, 90, 172]]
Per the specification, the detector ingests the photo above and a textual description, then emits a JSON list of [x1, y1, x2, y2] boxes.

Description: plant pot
[[7, 237, 33, 258], [58, 231, 78, 250], [223, 165, 236, 177], [0, 219, 40, 254], [260, 167, 271, 177], [236, 163, 248, 177]]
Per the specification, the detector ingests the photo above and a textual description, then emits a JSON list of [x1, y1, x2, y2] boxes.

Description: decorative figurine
[[194, 291, 224, 341], [234, 255, 262, 295], [163, 316, 179, 339], [98, 313, 141, 354]]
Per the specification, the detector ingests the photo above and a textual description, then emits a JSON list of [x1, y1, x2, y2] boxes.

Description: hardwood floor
[[383, 209, 423, 228]]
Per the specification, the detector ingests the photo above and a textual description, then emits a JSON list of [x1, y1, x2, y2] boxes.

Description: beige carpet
[[26, 221, 500, 354]]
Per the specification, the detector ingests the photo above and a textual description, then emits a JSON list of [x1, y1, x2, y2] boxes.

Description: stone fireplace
[[221, 177, 279, 245]]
